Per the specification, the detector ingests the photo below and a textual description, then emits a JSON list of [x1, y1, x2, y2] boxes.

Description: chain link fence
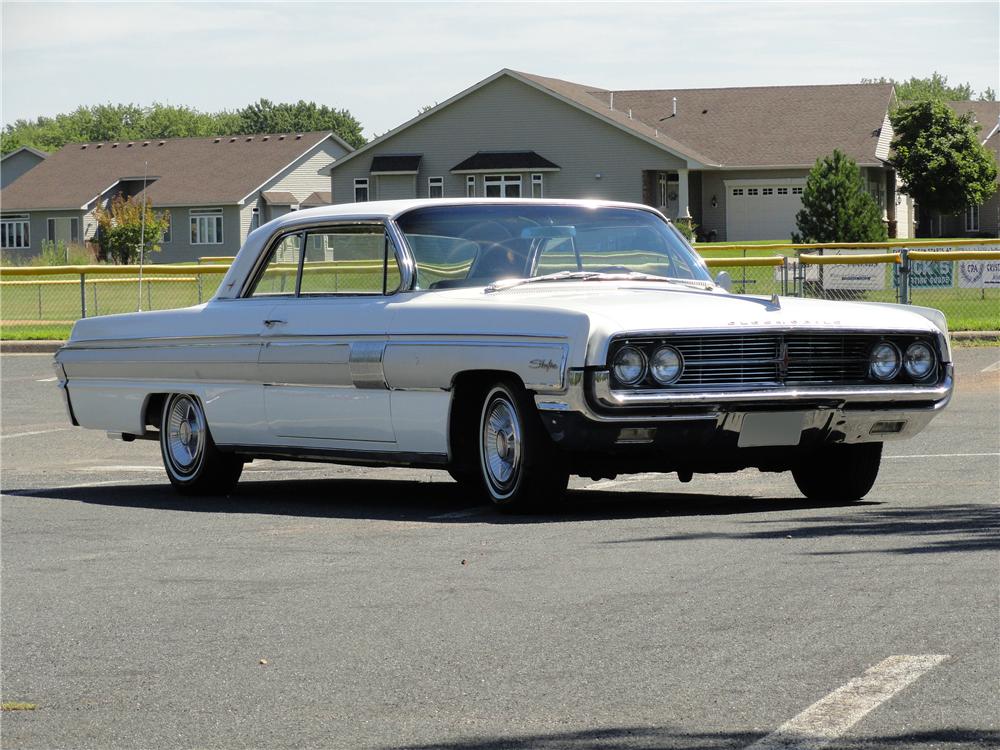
[[2, 242, 998, 337]]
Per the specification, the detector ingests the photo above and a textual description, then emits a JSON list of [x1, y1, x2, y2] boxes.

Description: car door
[[253, 222, 402, 446]]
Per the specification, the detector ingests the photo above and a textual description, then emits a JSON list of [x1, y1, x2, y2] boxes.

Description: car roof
[[267, 197, 667, 230]]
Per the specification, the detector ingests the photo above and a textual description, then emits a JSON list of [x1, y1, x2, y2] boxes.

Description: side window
[[249, 233, 303, 297], [299, 225, 402, 295]]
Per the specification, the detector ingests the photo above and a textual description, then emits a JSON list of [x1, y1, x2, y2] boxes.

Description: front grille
[[610, 332, 935, 390]]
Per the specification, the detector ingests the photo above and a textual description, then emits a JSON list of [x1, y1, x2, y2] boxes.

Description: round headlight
[[612, 345, 647, 385], [870, 342, 901, 381], [650, 346, 683, 385], [904, 342, 935, 380]]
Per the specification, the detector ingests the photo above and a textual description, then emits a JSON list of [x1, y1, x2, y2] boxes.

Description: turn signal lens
[[870, 342, 901, 381], [904, 342, 935, 380], [650, 346, 683, 385], [612, 346, 647, 385]]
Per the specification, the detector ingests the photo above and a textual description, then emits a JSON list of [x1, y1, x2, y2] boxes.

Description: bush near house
[[92, 195, 170, 265], [793, 150, 888, 243]]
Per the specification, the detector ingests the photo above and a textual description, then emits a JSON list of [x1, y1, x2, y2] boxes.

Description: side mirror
[[715, 270, 733, 292]]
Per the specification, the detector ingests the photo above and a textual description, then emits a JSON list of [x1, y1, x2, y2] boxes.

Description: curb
[[3, 332, 999, 355], [1, 340, 65, 354]]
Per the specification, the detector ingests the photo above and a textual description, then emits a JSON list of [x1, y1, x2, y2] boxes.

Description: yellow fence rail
[[799, 253, 901, 265]]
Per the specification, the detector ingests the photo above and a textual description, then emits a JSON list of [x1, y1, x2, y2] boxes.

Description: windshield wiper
[[485, 271, 713, 293]]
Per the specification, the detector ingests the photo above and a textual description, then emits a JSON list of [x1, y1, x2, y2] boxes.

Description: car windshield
[[395, 204, 712, 291]]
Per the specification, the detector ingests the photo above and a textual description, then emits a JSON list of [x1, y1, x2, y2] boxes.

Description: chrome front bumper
[[535, 365, 953, 445]]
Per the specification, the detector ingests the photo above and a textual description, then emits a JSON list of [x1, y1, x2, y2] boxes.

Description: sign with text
[[958, 259, 1000, 288]]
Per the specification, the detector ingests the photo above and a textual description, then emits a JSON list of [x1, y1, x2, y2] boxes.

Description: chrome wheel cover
[[482, 393, 522, 494], [166, 396, 205, 476]]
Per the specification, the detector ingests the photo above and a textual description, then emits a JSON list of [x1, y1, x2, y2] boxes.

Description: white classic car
[[54, 199, 953, 510]]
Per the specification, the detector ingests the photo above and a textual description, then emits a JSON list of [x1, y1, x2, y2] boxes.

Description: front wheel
[[478, 381, 568, 512], [791, 442, 883, 502], [160, 394, 243, 495]]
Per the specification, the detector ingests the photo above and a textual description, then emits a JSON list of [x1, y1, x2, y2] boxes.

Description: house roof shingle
[[370, 154, 422, 173], [301, 191, 332, 207], [451, 151, 560, 172], [0, 131, 336, 211], [946, 101, 1000, 152], [260, 191, 299, 205], [516, 71, 895, 168]]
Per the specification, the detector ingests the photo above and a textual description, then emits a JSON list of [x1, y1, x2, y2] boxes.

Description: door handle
[[263, 319, 287, 327]]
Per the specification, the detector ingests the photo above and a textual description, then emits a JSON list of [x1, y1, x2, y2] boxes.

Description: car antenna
[[137, 160, 148, 312]]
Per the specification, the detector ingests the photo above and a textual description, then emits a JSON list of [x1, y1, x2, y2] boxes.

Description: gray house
[[0, 146, 47, 189], [933, 101, 999, 238], [0, 131, 350, 263], [330, 69, 905, 242]]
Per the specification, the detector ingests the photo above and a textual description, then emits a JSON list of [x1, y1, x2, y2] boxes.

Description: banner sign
[[823, 262, 886, 290], [958, 259, 1000, 288]]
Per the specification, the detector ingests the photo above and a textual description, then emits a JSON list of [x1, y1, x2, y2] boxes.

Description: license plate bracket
[[738, 411, 806, 448]]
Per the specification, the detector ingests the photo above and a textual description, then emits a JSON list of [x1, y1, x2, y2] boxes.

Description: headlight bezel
[[611, 345, 648, 386], [903, 341, 937, 381], [869, 341, 902, 381], [650, 345, 684, 385]]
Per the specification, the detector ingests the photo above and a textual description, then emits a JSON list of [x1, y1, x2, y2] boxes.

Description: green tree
[[92, 194, 170, 265], [792, 150, 888, 243], [232, 99, 366, 148], [889, 100, 998, 231], [1, 100, 367, 154], [862, 72, 983, 101]]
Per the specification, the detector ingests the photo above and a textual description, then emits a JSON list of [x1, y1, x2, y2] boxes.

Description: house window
[[747, 188, 759, 196], [250, 208, 260, 232], [161, 214, 171, 243], [354, 178, 369, 202], [792, 187, 803, 195], [46, 217, 80, 244], [966, 205, 980, 232], [762, 187, 774, 196], [777, 187, 788, 195], [484, 174, 521, 198], [190, 208, 224, 245], [531, 173, 544, 198], [466, 175, 476, 197], [428, 176, 444, 198], [732, 188, 744, 197], [1, 214, 30, 249]]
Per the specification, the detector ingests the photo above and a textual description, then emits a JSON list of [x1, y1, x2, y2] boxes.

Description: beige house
[[329, 69, 907, 242], [0, 132, 350, 263]]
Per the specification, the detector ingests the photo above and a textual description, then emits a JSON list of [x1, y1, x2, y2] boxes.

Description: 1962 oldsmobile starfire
[[54, 199, 953, 510]]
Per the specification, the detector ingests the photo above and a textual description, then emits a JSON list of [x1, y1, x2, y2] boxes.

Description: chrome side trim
[[349, 341, 388, 389], [219, 444, 448, 469]]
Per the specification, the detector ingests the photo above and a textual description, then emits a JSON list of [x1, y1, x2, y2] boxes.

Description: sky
[[2, 1, 998, 139]]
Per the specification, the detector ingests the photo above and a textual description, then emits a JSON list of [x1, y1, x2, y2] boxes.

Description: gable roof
[[0, 131, 348, 211], [1, 146, 49, 163], [946, 101, 1000, 150], [451, 151, 560, 172], [329, 70, 894, 174]]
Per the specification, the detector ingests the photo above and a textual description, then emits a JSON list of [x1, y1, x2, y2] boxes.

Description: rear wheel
[[160, 394, 243, 495], [791, 442, 882, 502], [478, 381, 568, 512]]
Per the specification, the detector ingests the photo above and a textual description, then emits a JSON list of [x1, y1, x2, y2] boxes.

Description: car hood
[[408, 281, 946, 365]]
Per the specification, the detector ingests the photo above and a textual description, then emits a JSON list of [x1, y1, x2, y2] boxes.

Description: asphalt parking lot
[[1, 346, 998, 750]]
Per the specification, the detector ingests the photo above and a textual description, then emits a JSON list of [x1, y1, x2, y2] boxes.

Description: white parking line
[[745, 654, 948, 750], [981, 360, 1000, 372], [35, 376, 57, 382], [886, 452, 999, 459], [0, 428, 70, 440], [81, 465, 161, 472]]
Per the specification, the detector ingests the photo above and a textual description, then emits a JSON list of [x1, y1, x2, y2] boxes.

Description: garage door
[[726, 183, 804, 242]]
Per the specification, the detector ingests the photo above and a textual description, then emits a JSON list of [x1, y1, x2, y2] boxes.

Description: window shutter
[[47, 218, 55, 242]]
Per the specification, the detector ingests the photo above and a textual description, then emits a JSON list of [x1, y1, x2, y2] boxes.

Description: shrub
[[92, 195, 170, 264], [793, 150, 888, 243]]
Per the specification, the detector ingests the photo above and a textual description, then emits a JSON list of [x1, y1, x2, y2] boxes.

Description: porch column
[[675, 168, 691, 220]]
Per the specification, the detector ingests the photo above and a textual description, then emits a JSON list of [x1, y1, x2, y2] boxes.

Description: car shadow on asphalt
[[374, 725, 998, 750], [4, 476, 874, 525], [601, 502, 1000, 555]]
